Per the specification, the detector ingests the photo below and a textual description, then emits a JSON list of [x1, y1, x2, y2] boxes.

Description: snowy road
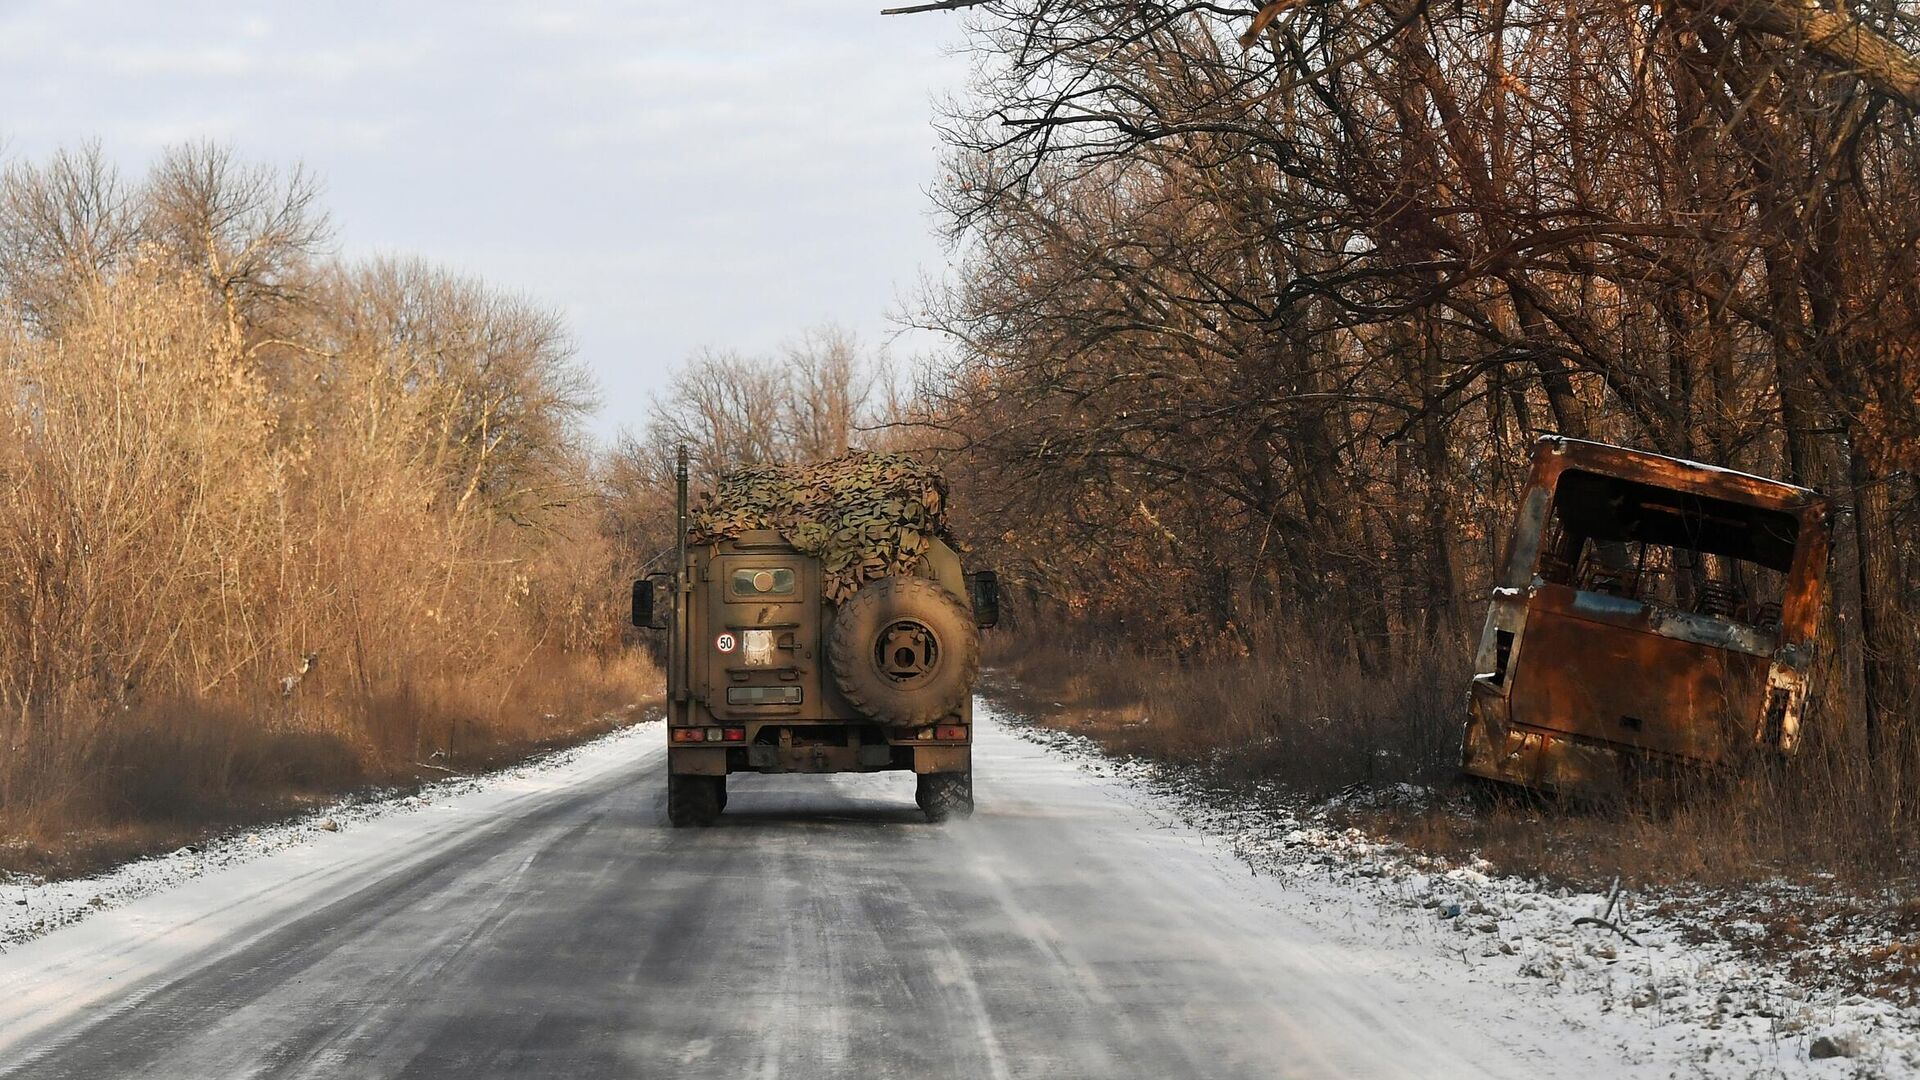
[[0, 711, 1593, 1079]]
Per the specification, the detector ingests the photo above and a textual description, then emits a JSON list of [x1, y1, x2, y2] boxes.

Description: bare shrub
[[0, 144, 656, 875], [1370, 699, 1920, 890], [988, 619, 1469, 796], [991, 617, 1918, 892]]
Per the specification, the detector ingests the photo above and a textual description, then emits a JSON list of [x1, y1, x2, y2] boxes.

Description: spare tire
[[830, 576, 979, 726]]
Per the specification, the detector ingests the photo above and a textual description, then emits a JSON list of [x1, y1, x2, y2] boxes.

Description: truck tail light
[[672, 727, 745, 743], [935, 724, 968, 741]]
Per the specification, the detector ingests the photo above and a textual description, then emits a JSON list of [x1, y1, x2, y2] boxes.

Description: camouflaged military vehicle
[[632, 448, 998, 827]]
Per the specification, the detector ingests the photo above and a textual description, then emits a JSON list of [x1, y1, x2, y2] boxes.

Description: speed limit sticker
[[715, 633, 737, 653]]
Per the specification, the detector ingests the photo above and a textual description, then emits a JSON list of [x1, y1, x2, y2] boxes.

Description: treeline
[[0, 143, 650, 867], [604, 324, 913, 573], [880, 0, 1920, 778]]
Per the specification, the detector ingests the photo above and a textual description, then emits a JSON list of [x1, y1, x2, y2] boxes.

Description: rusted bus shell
[[1461, 437, 1833, 797]]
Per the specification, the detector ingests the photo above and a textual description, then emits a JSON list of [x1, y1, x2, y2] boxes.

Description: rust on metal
[[1461, 437, 1832, 796]]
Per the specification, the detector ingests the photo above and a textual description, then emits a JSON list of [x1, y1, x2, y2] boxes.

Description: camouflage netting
[[690, 453, 953, 604]]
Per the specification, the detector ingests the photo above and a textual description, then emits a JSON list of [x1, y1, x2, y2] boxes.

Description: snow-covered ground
[[2, 705, 1914, 1078], [1005, 720, 1920, 1079], [0, 721, 663, 953], [0, 718, 663, 1045]]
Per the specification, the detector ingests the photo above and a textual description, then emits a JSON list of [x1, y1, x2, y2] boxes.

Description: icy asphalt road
[[0, 710, 1583, 1080]]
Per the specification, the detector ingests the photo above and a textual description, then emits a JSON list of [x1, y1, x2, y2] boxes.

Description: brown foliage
[[985, 622, 1467, 795], [0, 146, 655, 874], [909, 0, 1920, 795]]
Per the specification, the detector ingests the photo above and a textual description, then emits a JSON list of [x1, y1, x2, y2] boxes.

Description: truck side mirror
[[967, 570, 1000, 629], [631, 573, 671, 630]]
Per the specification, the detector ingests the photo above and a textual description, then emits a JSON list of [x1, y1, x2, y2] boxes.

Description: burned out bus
[[1461, 437, 1832, 796]]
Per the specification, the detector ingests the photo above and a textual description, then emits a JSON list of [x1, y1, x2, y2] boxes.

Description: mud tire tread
[[668, 773, 722, 827], [919, 771, 973, 823]]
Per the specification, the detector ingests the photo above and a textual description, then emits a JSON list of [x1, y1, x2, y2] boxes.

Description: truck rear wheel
[[668, 773, 723, 827], [831, 576, 979, 727], [918, 771, 973, 823]]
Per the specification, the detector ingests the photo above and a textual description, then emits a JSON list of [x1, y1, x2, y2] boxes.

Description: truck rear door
[[704, 542, 819, 720]]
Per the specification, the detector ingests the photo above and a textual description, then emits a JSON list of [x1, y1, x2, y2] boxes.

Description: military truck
[[631, 448, 998, 826]]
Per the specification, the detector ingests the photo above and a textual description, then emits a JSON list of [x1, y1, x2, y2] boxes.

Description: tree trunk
[[1849, 447, 1908, 766]]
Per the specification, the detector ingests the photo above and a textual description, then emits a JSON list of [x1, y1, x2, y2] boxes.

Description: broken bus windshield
[[1536, 469, 1799, 633]]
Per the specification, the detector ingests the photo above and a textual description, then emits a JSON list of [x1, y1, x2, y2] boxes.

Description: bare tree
[[643, 348, 792, 485], [784, 323, 876, 461], [0, 141, 137, 329], [312, 256, 597, 523], [141, 141, 332, 344], [907, 0, 1920, 724], [0, 142, 638, 842]]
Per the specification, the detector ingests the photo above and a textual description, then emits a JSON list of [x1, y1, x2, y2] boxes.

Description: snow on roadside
[[0, 717, 660, 954], [1000, 712, 1920, 1080]]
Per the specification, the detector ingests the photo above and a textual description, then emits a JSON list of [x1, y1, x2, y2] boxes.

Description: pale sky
[[0, 1, 973, 439]]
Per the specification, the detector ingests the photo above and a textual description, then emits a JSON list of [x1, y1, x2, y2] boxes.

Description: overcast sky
[[0, 0, 974, 439]]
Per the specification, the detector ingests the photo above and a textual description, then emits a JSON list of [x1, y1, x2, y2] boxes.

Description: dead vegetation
[[983, 623, 1920, 1003], [0, 143, 657, 877], [987, 611, 1916, 879], [983, 623, 1466, 795], [859, 0, 1920, 927]]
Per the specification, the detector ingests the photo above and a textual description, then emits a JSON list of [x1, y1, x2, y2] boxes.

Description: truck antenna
[[674, 445, 689, 705]]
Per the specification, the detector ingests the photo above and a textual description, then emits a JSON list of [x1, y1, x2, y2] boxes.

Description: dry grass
[[987, 622, 1920, 892], [987, 620, 1920, 1002], [1352, 743, 1920, 891], [0, 149, 662, 878], [0, 652, 659, 881], [985, 622, 1468, 796]]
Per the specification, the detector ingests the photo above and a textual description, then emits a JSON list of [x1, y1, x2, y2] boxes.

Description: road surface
[[0, 709, 1575, 1079]]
